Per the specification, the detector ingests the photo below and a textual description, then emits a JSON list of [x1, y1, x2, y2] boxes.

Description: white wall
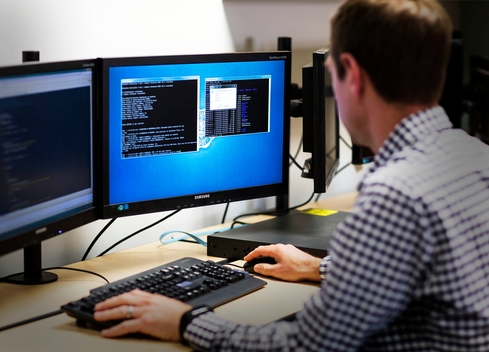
[[0, 0, 235, 65], [0, 0, 370, 278]]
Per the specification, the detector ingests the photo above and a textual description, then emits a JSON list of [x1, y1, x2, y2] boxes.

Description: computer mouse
[[243, 257, 277, 274]]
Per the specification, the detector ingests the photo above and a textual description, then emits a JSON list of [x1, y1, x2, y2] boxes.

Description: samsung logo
[[35, 227, 47, 235], [195, 194, 210, 200]]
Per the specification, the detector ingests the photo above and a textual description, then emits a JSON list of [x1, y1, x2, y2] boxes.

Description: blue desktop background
[[108, 60, 286, 205]]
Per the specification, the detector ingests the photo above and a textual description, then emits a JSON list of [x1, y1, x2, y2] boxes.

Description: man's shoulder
[[362, 129, 489, 204], [361, 159, 420, 198]]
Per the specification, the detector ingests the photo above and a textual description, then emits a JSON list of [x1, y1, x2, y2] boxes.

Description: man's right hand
[[243, 244, 323, 283]]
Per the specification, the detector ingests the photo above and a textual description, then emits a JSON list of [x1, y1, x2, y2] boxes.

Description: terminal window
[[205, 77, 270, 137], [0, 82, 91, 217], [121, 78, 199, 159]]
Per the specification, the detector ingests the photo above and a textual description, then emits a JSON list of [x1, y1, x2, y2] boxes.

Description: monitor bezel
[[99, 51, 291, 219]]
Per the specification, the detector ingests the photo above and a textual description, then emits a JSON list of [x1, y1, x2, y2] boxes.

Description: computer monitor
[[468, 54, 489, 144], [0, 59, 98, 284], [301, 48, 340, 193], [439, 38, 464, 129], [99, 52, 291, 219], [352, 144, 375, 165]]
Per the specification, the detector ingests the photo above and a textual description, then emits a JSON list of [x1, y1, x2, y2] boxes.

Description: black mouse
[[243, 257, 277, 274]]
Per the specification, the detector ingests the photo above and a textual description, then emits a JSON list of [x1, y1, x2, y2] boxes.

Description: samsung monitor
[[301, 48, 340, 193], [0, 59, 98, 284], [99, 51, 291, 219]]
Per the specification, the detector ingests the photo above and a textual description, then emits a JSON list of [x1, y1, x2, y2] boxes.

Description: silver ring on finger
[[126, 305, 134, 319]]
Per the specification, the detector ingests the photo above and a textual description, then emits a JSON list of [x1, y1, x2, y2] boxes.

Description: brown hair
[[330, 0, 452, 104]]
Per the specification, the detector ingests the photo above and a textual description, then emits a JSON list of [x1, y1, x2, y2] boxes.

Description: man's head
[[330, 0, 452, 106]]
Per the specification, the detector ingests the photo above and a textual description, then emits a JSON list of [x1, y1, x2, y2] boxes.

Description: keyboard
[[61, 257, 267, 330]]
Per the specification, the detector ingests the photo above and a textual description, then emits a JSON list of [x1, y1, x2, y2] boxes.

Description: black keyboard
[[61, 257, 266, 330]]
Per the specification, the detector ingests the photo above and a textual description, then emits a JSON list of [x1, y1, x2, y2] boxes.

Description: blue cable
[[159, 224, 246, 247]]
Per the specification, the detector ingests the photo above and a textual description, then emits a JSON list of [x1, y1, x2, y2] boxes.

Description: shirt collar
[[358, 106, 453, 190]]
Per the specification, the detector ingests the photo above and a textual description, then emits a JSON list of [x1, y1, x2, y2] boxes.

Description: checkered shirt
[[184, 106, 489, 351]]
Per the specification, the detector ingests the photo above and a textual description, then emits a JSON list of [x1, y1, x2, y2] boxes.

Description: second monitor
[[301, 48, 340, 193]]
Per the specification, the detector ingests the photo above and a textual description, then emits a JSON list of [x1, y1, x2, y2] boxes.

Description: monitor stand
[[207, 210, 348, 260], [4, 243, 58, 285]]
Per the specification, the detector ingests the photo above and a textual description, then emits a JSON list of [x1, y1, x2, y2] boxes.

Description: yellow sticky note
[[300, 208, 338, 217]]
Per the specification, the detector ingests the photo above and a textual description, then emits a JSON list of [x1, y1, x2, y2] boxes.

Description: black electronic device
[[468, 54, 489, 144], [61, 257, 266, 330], [243, 256, 277, 274], [351, 144, 375, 165], [301, 48, 340, 193], [207, 210, 349, 260], [439, 38, 464, 129], [99, 51, 291, 219], [0, 59, 98, 284]]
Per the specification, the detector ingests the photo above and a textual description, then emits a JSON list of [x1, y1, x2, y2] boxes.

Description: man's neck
[[367, 101, 435, 153]]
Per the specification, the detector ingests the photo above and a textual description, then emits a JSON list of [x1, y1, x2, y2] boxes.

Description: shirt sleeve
[[184, 180, 431, 351], [184, 256, 330, 351], [319, 255, 331, 280]]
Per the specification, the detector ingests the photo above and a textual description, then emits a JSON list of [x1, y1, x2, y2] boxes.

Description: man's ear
[[339, 53, 364, 99]]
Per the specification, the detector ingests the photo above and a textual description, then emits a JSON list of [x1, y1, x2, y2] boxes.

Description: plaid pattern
[[184, 106, 489, 351]]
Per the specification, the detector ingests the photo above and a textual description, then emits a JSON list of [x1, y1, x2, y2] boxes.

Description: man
[[94, 0, 489, 350]]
